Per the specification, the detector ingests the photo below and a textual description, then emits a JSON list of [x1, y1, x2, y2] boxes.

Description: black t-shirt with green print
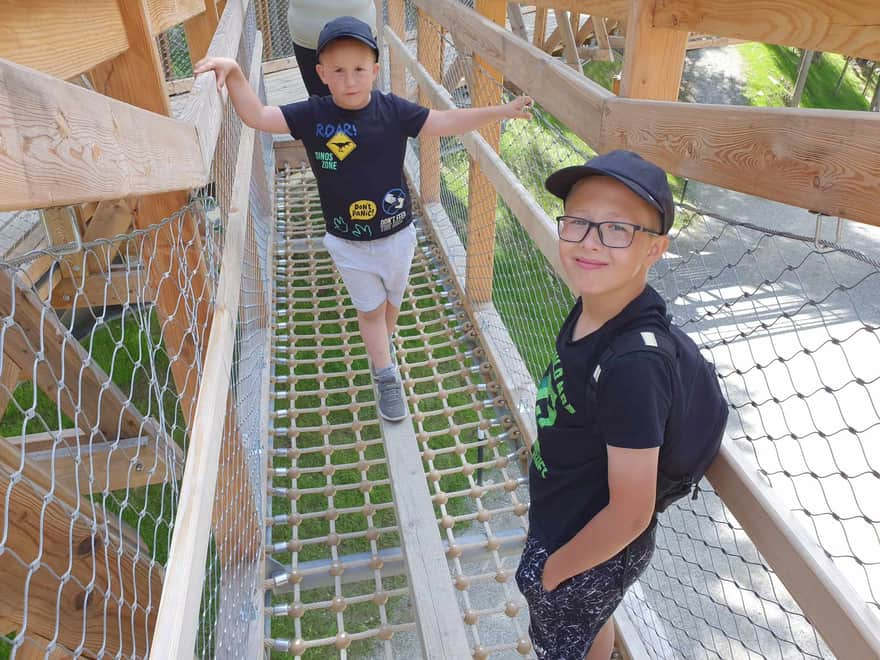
[[528, 285, 672, 552]]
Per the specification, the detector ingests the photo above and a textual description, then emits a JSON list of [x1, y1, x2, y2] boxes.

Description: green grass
[[737, 43, 873, 110]]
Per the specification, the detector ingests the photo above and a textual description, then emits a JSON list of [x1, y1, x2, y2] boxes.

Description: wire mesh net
[[0, 2, 273, 657], [387, 1, 880, 658]]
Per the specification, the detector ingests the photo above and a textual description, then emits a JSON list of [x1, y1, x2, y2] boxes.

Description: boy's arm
[[418, 96, 532, 137], [193, 57, 289, 134], [541, 445, 658, 591]]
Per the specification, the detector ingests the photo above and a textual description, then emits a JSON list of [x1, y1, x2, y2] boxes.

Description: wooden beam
[[601, 98, 880, 227], [507, 3, 528, 40], [411, 0, 611, 146], [510, 0, 629, 21], [0, 0, 129, 80], [147, 0, 207, 35], [151, 36, 261, 654], [418, 12, 443, 203], [532, 7, 548, 49], [50, 268, 155, 309], [0, 59, 205, 212], [707, 442, 880, 659], [620, 0, 687, 101], [388, 0, 407, 96], [466, 0, 506, 304], [0, 436, 163, 657], [8, 428, 183, 491], [184, 0, 221, 63], [0, 267, 158, 444], [555, 9, 582, 70], [653, 0, 880, 62]]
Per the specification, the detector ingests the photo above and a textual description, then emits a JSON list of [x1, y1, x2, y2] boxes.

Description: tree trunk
[[833, 56, 851, 95], [790, 49, 815, 107], [871, 69, 880, 111]]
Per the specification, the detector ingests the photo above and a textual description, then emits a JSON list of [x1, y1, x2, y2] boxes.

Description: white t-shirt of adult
[[287, 0, 378, 50]]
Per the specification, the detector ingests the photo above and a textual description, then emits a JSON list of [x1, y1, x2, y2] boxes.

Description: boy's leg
[[585, 619, 614, 660], [358, 302, 393, 370]]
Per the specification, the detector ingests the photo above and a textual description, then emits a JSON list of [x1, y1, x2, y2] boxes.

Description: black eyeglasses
[[556, 216, 662, 248]]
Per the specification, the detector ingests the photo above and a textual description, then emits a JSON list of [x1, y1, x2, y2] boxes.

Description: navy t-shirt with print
[[280, 91, 429, 241], [528, 285, 673, 553]]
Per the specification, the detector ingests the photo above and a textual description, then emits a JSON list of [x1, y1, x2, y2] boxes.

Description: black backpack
[[588, 322, 729, 512]]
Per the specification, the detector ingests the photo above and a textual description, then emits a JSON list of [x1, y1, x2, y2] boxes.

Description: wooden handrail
[[150, 27, 261, 658], [0, 58, 205, 212], [510, 0, 629, 21], [411, 0, 880, 228], [148, 0, 212, 35], [653, 0, 880, 61]]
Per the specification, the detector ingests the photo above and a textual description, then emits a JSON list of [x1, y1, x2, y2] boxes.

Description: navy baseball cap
[[317, 16, 379, 57], [545, 150, 675, 234]]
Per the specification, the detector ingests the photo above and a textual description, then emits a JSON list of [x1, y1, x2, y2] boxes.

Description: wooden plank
[[411, 0, 611, 148], [50, 268, 155, 309], [8, 428, 183, 491], [150, 31, 262, 658], [613, 605, 651, 660], [653, 0, 880, 61], [620, 0, 687, 101], [0, 59, 206, 212], [0, 0, 129, 80], [148, 0, 207, 35], [273, 136, 309, 168], [388, 0, 407, 96], [81, 199, 134, 272], [0, 436, 163, 657], [511, 0, 629, 21], [706, 441, 880, 659], [418, 11, 443, 203], [378, 389, 472, 657], [601, 98, 880, 227], [184, 0, 220, 63]]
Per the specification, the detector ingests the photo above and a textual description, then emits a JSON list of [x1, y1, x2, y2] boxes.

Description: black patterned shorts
[[515, 522, 656, 659]]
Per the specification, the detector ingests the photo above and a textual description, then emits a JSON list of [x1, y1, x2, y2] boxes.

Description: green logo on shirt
[[531, 352, 576, 478]]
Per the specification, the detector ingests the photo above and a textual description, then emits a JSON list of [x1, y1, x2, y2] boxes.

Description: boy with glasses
[[515, 150, 674, 659]]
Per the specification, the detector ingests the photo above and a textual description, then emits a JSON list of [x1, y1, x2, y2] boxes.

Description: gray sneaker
[[374, 368, 407, 421]]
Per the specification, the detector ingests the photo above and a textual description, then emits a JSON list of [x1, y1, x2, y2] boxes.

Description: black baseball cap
[[317, 16, 379, 58], [545, 150, 675, 234]]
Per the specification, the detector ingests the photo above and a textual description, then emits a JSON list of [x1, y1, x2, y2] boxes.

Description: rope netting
[[0, 3, 273, 657], [267, 167, 534, 658], [386, 2, 880, 658]]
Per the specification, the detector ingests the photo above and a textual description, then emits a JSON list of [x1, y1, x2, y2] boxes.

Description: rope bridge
[[2, 0, 880, 658]]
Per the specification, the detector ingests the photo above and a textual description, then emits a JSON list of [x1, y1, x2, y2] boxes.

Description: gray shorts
[[323, 223, 418, 312]]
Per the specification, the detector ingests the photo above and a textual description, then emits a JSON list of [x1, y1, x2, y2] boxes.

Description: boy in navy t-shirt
[[514, 150, 676, 659], [195, 17, 531, 421]]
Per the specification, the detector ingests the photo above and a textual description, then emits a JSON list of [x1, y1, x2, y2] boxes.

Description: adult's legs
[[291, 42, 331, 97]]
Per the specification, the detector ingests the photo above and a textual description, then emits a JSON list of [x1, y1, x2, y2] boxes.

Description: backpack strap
[[590, 328, 676, 392]]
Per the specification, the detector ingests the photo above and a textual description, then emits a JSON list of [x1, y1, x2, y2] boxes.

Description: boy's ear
[[371, 61, 380, 78], [316, 63, 327, 84], [645, 234, 669, 267]]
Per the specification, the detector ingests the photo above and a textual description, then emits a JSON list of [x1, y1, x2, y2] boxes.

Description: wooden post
[[533, 7, 547, 49], [184, 0, 221, 63], [555, 9, 581, 70], [418, 11, 443, 203], [791, 49, 815, 107], [89, 0, 212, 430], [507, 3, 528, 40], [620, 0, 688, 101], [388, 0, 407, 96], [465, 0, 505, 303]]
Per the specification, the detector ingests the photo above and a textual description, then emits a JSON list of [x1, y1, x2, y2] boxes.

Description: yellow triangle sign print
[[326, 132, 357, 161]]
